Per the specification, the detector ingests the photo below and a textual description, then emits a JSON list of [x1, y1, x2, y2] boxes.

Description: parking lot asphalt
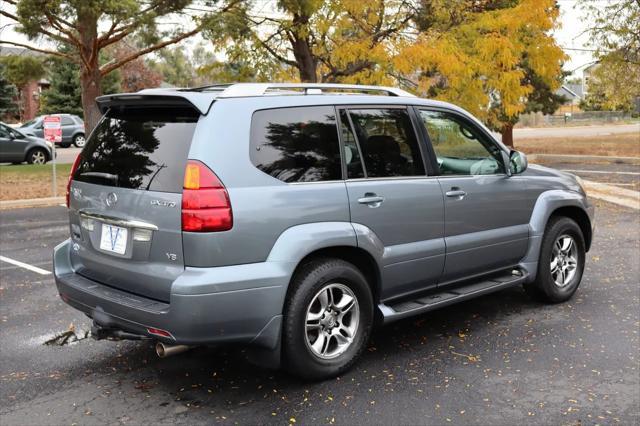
[[0, 201, 639, 425], [534, 158, 640, 191]]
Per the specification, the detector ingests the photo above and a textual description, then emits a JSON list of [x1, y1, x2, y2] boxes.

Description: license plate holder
[[99, 224, 128, 255]]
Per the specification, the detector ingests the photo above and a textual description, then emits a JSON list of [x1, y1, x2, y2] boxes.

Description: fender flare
[[520, 189, 594, 279]]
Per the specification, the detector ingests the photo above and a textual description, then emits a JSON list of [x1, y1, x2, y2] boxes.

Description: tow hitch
[[91, 322, 151, 341]]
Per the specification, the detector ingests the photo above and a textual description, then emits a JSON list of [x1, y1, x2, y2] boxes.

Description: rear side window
[[347, 108, 425, 178], [250, 106, 342, 182], [73, 107, 199, 192]]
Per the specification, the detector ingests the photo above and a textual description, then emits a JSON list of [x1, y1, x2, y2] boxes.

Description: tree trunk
[[501, 123, 514, 148], [80, 67, 102, 133], [77, 7, 102, 133], [290, 14, 317, 83]]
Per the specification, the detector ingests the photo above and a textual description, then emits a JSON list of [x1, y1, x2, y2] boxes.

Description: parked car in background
[[20, 114, 86, 148], [0, 122, 54, 164]]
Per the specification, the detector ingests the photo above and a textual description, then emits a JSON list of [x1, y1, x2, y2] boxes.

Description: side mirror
[[501, 150, 512, 177], [509, 150, 528, 174]]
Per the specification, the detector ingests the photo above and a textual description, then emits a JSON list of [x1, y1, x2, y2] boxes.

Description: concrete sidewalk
[[0, 196, 64, 210], [583, 180, 640, 210]]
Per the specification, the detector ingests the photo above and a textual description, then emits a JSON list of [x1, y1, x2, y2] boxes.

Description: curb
[[528, 154, 640, 164], [583, 180, 640, 210], [0, 197, 65, 210]]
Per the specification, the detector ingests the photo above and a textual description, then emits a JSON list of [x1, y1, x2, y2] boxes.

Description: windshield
[[21, 119, 39, 128]]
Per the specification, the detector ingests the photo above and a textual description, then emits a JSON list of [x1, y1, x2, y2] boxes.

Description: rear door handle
[[445, 189, 467, 198], [358, 193, 384, 207]]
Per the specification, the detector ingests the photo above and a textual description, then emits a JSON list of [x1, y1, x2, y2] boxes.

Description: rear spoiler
[[95, 91, 215, 115]]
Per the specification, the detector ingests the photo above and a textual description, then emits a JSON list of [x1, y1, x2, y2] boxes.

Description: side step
[[379, 269, 529, 323]]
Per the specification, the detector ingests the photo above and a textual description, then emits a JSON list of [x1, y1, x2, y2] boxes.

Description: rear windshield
[[74, 107, 199, 192]]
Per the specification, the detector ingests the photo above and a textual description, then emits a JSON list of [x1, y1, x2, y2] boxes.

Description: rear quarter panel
[[183, 97, 351, 267]]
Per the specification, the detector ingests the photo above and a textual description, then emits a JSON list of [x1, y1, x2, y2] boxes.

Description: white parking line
[[0, 255, 51, 275], [562, 169, 640, 175]]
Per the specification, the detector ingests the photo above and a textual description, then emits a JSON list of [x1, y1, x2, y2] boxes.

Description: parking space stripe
[[561, 169, 640, 175], [0, 255, 51, 275]]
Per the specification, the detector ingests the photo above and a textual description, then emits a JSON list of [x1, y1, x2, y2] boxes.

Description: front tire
[[524, 216, 586, 303], [283, 258, 374, 380]]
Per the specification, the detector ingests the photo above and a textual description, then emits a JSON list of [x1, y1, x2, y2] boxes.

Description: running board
[[379, 269, 529, 323]]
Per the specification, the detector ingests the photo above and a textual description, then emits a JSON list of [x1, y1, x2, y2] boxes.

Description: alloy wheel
[[550, 234, 579, 287], [305, 283, 359, 359]]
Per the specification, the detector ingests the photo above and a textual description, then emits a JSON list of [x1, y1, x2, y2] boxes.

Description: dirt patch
[[514, 132, 640, 157]]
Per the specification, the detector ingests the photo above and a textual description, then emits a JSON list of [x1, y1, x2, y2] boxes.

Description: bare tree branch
[[0, 40, 77, 62]]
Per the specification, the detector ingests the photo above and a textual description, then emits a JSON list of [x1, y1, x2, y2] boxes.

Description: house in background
[[0, 46, 50, 122]]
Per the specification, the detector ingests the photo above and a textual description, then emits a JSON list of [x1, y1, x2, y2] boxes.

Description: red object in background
[[43, 115, 62, 143]]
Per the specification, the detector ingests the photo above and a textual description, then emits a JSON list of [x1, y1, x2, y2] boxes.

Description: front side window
[[250, 106, 342, 183], [347, 108, 425, 178], [419, 110, 504, 175]]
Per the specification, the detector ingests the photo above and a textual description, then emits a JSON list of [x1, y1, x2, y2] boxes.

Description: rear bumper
[[53, 239, 289, 348]]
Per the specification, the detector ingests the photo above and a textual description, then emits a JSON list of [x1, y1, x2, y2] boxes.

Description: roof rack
[[188, 83, 415, 98]]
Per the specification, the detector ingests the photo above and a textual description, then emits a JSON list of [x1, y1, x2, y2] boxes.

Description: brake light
[[66, 154, 82, 208], [181, 160, 233, 232]]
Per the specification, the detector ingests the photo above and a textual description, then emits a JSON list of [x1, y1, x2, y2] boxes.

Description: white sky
[[0, 0, 599, 78]]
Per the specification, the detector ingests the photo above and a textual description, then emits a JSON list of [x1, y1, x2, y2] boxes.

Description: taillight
[[181, 160, 233, 232], [66, 154, 82, 208]]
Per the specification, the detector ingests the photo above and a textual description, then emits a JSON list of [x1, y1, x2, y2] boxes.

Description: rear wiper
[[79, 172, 119, 183]]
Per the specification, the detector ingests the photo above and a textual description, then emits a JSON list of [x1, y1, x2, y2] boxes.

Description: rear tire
[[26, 148, 48, 165], [73, 134, 85, 148], [524, 216, 586, 303], [283, 258, 374, 380]]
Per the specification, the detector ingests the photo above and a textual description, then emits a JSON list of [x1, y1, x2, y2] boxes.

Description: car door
[[0, 125, 28, 162], [60, 115, 75, 142], [340, 106, 445, 300], [416, 108, 533, 284]]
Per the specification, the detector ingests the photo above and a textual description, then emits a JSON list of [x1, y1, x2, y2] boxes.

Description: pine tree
[[0, 63, 18, 117], [40, 57, 83, 116]]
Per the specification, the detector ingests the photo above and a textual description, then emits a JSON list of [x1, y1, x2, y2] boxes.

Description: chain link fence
[[517, 111, 638, 127]]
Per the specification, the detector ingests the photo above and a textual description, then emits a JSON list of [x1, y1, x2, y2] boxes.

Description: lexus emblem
[[106, 192, 118, 207]]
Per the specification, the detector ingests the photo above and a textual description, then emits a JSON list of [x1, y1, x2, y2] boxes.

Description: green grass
[[0, 163, 72, 176]]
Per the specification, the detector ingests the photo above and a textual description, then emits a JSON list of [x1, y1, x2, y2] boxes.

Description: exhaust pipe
[[156, 342, 192, 358]]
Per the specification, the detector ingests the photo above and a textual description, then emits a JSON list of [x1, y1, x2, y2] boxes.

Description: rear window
[[249, 106, 342, 183], [73, 107, 199, 192]]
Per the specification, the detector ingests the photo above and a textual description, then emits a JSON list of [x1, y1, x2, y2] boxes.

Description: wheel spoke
[[312, 332, 328, 354], [560, 237, 573, 254], [307, 309, 323, 322], [334, 329, 351, 345], [550, 257, 559, 273], [335, 293, 354, 312], [318, 288, 331, 310]]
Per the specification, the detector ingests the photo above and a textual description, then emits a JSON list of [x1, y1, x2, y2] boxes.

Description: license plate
[[99, 224, 128, 255]]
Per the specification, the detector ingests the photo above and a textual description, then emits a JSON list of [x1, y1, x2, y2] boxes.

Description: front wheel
[[283, 258, 374, 380], [73, 134, 85, 148], [524, 216, 586, 303], [27, 148, 48, 165]]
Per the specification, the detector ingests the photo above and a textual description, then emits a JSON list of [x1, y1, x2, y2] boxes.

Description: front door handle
[[445, 188, 467, 199], [358, 193, 384, 207]]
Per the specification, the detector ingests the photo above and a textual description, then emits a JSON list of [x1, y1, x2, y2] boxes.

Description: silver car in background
[[21, 114, 86, 148]]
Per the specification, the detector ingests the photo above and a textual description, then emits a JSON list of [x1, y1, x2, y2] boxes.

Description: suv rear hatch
[[68, 106, 199, 302]]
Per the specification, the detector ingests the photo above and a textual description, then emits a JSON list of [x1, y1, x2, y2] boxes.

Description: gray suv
[[53, 83, 594, 380], [21, 114, 86, 147]]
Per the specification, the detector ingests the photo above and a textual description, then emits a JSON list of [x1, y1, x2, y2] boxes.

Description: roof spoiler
[[95, 92, 215, 115]]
